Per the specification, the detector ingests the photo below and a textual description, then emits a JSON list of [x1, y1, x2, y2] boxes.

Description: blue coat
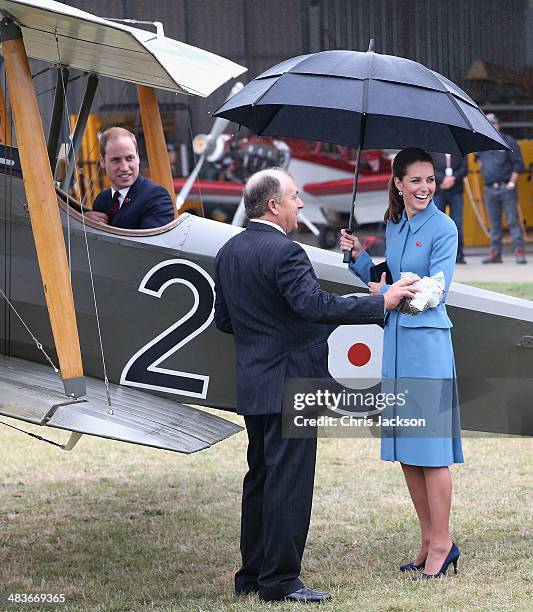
[[214, 221, 385, 415], [93, 175, 174, 229], [349, 201, 463, 466]]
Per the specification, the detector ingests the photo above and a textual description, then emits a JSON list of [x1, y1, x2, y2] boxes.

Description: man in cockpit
[[85, 127, 174, 229]]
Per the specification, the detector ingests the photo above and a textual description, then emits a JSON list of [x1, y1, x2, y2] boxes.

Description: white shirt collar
[[251, 219, 286, 235], [111, 186, 131, 206]]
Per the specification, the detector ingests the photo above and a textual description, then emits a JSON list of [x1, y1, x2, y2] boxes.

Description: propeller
[[176, 82, 244, 211]]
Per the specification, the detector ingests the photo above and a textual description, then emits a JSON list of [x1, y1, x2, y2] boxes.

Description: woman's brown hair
[[384, 148, 435, 223]]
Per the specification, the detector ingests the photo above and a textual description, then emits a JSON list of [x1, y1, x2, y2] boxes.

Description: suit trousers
[[235, 414, 317, 601]]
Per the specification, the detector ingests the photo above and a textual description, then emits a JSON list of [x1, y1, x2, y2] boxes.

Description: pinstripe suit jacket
[[214, 221, 385, 415]]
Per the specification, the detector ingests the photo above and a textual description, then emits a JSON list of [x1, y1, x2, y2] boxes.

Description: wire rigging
[[0, 418, 71, 449], [186, 105, 205, 217], [53, 28, 114, 413], [0, 287, 59, 372]]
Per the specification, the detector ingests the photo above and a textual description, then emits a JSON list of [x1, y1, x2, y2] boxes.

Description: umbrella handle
[[342, 229, 354, 264], [342, 115, 367, 264]]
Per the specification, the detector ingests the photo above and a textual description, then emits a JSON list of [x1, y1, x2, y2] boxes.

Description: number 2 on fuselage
[[120, 259, 214, 399]]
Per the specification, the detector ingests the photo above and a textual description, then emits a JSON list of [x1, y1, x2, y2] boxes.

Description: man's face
[[274, 175, 304, 233], [101, 135, 140, 190]]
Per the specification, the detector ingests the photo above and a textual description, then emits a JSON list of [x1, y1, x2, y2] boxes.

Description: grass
[[463, 282, 533, 300], [0, 420, 531, 611], [0, 282, 531, 611]]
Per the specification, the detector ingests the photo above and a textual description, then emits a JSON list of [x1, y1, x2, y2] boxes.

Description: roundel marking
[[328, 324, 382, 387], [327, 294, 384, 390], [347, 342, 372, 367]]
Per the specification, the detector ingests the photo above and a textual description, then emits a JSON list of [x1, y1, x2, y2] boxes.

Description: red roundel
[[347, 343, 371, 367], [327, 318, 383, 390]]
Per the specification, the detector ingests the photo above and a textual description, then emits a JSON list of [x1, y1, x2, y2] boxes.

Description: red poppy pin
[[124, 197, 130, 205], [416, 241, 422, 247]]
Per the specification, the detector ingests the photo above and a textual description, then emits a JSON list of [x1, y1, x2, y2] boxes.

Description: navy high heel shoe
[[417, 543, 460, 579], [400, 559, 426, 572]]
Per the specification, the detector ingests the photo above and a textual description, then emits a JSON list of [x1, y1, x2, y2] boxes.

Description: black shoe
[[482, 249, 502, 264], [400, 559, 426, 572], [455, 257, 466, 264], [415, 543, 460, 579], [284, 587, 332, 602]]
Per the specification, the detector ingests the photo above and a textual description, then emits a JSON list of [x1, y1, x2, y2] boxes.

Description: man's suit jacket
[[214, 221, 385, 416], [431, 153, 468, 195], [92, 175, 174, 229]]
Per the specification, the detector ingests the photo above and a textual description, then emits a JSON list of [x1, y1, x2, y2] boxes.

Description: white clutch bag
[[398, 271, 445, 316]]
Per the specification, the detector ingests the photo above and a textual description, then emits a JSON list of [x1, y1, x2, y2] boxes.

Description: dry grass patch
[[0, 415, 531, 611]]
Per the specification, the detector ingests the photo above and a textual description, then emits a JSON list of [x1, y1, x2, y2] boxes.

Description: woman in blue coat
[[341, 148, 463, 578]]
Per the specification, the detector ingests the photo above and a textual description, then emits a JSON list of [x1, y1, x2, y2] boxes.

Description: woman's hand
[[368, 271, 387, 295], [340, 229, 363, 262]]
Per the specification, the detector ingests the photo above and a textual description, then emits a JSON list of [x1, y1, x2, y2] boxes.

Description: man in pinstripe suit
[[214, 169, 416, 603]]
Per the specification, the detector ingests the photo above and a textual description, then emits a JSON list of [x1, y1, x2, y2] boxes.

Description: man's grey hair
[[244, 168, 289, 219]]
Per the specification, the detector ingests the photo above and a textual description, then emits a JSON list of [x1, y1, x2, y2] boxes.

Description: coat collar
[[247, 220, 289, 237], [121, 174, 144, 202], [405, 200, 438, 234]]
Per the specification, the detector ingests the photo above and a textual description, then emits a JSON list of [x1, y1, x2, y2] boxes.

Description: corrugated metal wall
[[5, 0, 529, 151], [309, 0, 527, 83]]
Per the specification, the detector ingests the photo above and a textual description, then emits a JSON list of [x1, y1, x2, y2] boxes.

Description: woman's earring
[[398, 191, 403, 196]]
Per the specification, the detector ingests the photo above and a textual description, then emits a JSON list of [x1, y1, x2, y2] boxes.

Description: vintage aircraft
[[0, 0, 248, 453], [0, 0, 531, 461]]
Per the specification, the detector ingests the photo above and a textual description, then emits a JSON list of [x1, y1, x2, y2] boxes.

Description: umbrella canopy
[[214, 48, 507, 155]]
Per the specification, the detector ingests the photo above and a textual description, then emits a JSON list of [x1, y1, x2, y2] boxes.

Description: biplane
[[0, 0, 531, 461], [0, 0, 248, 453]]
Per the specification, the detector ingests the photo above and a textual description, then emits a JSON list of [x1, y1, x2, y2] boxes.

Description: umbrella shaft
[[347, 144, 361, 233], [347, 112, 367, 233]]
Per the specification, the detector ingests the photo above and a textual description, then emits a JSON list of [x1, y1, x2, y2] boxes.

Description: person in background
[[477, 114, 526, 264], [431, 153, 468, 264]]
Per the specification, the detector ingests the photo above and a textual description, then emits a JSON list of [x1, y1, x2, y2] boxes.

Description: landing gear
[[318, 225, 338, 250]]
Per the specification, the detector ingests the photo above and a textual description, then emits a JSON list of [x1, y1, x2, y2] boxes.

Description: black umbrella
[[214, 42, 509, 261]]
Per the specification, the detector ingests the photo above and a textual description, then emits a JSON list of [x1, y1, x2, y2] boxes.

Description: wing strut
[[61, 72, 99, 192], [0, 17, 85, 398], [47, 66, 69, 169], [136, 84, 177, 216]]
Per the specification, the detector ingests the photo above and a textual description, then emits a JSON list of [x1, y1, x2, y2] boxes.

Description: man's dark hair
[[244, 169, 286, 219]]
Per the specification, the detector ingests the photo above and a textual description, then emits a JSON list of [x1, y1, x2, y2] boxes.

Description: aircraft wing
[[173, 178, 244, 204], [0, 356, 242, 454], [303, 174, 390, 196], [0, 0, 246, 95]]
